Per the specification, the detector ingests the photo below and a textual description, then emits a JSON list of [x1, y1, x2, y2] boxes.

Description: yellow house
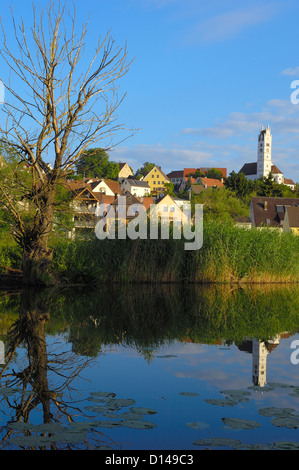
[[118, 162, 133, 182], [154, 194, 190, 226], [283, 206, 299, 235], [142, 166, 170, 196]]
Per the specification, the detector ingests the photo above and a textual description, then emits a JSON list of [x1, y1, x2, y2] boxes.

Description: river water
[[0, 283, 298, 451]]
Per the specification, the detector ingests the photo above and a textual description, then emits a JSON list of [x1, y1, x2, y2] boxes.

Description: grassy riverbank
[[1, 221, 298, 285], [49, 222, 299, 285]]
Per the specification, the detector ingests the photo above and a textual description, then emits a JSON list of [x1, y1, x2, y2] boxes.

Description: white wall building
[[239, 126, 295, 189]]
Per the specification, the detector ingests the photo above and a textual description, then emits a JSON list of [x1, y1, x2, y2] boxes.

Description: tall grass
[[50, 221, 299, 285]]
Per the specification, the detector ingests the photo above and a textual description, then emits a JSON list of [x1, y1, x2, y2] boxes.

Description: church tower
[[257, 125, 272, 179]]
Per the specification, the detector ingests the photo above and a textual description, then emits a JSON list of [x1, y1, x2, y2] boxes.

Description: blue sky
[[1, 0, 299, 182]]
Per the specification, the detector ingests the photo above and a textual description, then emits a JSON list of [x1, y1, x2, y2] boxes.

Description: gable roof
[[91, 179, 122, 194], [250, 196, 299, 227], [143, 166, 170, 181], [198, 177, 224, 188], [271, 165, 283, 174]]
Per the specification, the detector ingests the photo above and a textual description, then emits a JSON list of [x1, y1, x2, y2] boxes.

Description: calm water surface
[[0, 284, 298, 451]]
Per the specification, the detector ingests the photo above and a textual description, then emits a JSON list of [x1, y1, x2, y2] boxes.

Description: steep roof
[[250, 196, 299, 227], [271, 165, 283, 174], [239, 162, 257, 176]]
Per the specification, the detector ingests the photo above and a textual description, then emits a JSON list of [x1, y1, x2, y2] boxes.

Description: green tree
[[224, 171, 255, 199], [135, 162, 156, 179], [205, 168, 223, 180], [75, 148, 119, 179]]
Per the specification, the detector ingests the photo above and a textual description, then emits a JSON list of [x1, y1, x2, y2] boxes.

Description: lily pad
[[120, 412, 143, 421], [204, 398, 236, 407], [33, 423, 68, 434], [89, 391, 116, 399], [84, 405, 108, 413], [8, 421, 34, 431], [106, 398, 136, 408], [11, 435, 52, 447], [68, 421, 98, 432], [222, 417, 262, 430], [95, 420, 123, 428], [0, 387, 18, 397], [179, 392, 200, 397], [258, 407, 296, 417], [272, 441, 299, 450], [121, 420, 157, 429], [130, 407, 157, 415], [49, 432, 86, 443], [186, 421, 209, 430], [193, 438, 242, 448], [271, 415, 299, 429]]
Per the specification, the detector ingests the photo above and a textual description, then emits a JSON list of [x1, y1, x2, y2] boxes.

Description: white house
[[121, 178, 151, 197]]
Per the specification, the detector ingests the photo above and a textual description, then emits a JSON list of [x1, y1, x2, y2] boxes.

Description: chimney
[[264, 201, 268, 210]]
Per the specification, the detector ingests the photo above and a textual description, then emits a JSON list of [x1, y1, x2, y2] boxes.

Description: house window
[[170, 206, 175, 212], [164, 206, 168, 212], [132, 206, 139, 214], [153, 181, 156, 184]]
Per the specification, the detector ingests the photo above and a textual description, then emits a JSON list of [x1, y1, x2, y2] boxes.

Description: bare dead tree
[[0, 1, 133, 284]]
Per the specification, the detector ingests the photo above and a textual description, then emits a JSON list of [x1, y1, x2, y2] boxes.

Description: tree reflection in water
[[0, 289, 114, 450]]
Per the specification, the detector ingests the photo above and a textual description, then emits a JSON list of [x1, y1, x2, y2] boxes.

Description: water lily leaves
[[121, 420, 157, 429], [272, 441, 299, 450], [68, 422, 98, 432], [130, 407, 157, 415], [193, 437, 242, 448], [106, 398, 136, 408], [0, 387, 18, 397], [204, 398, 236, 407], [186, 421, 209, 430], [84, 405, 109, 413], [8, 421, 34, 431], [222, 417, 262, 430], [179, 392, 200, 397], [258, 407, 296, 418], [95, 420, 123, 429], [49, 432, 86, 443], [10, 435, 52, 447], [271, 415, 299, 429], [119, 412, 143, 421], [89, 391, 116, 399], [33, 423, 68, 434]]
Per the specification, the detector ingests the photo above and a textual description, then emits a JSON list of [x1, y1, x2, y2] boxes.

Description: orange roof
[[284, 178, 295, 185], [200, 177, 224, 187]]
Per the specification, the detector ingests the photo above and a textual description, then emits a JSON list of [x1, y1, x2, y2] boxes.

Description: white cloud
[[281, 66, 299, 76], [186, 4, 279, 43]]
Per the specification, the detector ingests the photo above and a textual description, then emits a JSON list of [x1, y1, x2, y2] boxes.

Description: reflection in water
[[0, 283, 298, 449]]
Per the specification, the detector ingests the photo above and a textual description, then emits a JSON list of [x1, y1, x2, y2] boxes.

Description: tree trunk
[[22, 186, 56, 286]]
